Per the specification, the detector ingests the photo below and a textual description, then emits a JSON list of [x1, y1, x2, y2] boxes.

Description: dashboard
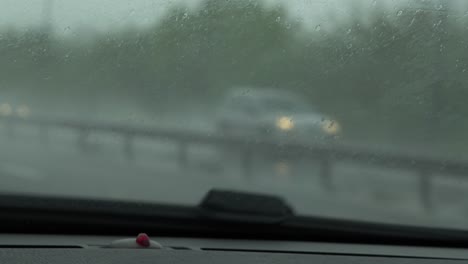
[[1, 234, 467, 263]]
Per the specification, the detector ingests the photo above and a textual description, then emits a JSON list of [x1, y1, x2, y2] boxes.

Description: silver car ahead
[[216, 88, 341, 144]]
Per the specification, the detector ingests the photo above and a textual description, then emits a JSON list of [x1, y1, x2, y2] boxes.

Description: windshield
[[1, 0, 468, 230], [259, 96, 311, 114]]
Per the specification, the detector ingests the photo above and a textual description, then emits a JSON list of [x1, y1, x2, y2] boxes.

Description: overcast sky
[[0, 0, 465, 34], [0, 0, 182, 32], [0, 0, 341, 31]]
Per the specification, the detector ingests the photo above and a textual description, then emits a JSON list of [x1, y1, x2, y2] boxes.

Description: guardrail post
[[6, 117, 14, 139], [419, 169, 433, 212], [77, 128, 88, 150], [320, 154, 333, 191], [178, 141, 188, 170], [39, 124, 49, 144], [242, 147, 252, 180], [123, 134, 134, 161]]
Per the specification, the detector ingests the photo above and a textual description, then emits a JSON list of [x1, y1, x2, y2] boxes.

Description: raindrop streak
[[315, 24, 321, 31], [276, 16, 281, 22]]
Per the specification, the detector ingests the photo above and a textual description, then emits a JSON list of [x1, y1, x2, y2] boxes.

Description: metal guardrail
[[2, 116, 468, 212]]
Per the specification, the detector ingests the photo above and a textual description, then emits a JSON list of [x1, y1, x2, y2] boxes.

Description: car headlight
[[16, 105, 30, 118], [0, 103, 12, 116], [276, 116, 294, 131], [322, 119, 341, 135]]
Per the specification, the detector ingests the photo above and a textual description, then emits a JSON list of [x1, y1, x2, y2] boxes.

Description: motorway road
[[1, 120, 468, 229]]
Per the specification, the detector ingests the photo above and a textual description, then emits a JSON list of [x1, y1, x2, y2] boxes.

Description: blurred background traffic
[[1, 0, 467, 153]]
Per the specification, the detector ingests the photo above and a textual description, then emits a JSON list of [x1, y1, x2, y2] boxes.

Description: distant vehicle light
[[274, 161, 290, 177], [322, 119, 341, 135], [16, 105, 30, 118], [0, 103, 12, 116], [276, 116, 294, 131]]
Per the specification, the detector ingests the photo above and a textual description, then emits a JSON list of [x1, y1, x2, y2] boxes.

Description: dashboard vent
[[200, 248, 301, 254], [168, 246, 192, 250]]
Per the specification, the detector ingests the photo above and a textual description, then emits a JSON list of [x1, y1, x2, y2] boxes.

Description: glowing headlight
[[322, 119, 341, 135], [16, 105, 30, 118], [276, 116, 294, 131], [0, 103, 12, 116], [274, 161, 290, 177]]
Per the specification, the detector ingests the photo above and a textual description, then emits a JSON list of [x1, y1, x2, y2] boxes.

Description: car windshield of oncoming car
[[1, 0, 468, 231], [259, 97, 311, 114]]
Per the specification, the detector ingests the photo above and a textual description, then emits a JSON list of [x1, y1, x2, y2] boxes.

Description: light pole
[[429, 0, 448, 140], [42, 0, 54, 35], [407, 0, 449, 139]]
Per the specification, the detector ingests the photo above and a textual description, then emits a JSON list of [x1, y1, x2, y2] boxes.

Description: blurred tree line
[[0, 0, 467, 151]]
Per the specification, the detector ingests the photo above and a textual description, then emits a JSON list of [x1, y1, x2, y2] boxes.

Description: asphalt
[[1, 120, 468, 230]]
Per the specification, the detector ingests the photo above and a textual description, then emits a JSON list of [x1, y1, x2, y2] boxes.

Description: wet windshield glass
[[259, 98, 310, 113], [1, 0, 468, 230]]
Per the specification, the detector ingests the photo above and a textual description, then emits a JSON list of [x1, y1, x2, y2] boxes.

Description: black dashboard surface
[[1, 235, 468, 263], [0, 249, 466, 264]]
